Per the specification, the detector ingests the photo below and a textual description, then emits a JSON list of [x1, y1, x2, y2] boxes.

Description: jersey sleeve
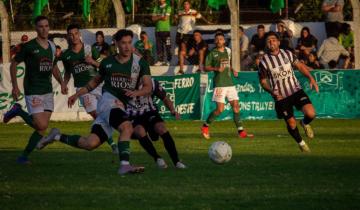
[[14, 43, 27, 63], [205, 52, 213, 67], [153, 79, 167, 100], [258, 61, 268, 80], [289, 50, 299, 65], [91, 46, 101, 60]]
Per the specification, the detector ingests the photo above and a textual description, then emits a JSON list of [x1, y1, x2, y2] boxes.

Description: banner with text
[[202, 70, 360, 120], [154, 73, 201, 120]]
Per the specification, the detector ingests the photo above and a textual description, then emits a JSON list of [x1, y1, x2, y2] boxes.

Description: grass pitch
[[0, 119, 360, 210]]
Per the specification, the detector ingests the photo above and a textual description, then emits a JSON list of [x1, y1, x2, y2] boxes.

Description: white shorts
[[92, 115, 114, 139], [77, 85, 102, 113], [212, 86, 239, 104], [25, 93, 54, 115]]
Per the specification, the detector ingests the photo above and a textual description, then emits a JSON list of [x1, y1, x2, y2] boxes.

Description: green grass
[[1, 119, 360, 210]]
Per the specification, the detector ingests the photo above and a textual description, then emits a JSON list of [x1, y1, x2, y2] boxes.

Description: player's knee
[[215, 107, 224, 114], [155, 123, 167, 135], [286, 118, 297, 129], [133, 126, 146, 138], [233, 105, 240, 113], [35, 121, 48, 131], [120, 122, 133, 136], [306, 110, 316, 119]]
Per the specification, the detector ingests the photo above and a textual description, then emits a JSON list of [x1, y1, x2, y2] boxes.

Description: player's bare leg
[[202, 102, 224, 139], [229, 100, 254, 138], [286, 117, 310, 152], [300, 104, 316, 139]]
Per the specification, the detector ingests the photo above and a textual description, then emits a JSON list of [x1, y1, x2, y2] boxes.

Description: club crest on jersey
[[106, 64, 112, 68], [33, 49, 40, 54]]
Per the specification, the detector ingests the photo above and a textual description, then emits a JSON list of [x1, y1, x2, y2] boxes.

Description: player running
[[128, 79, 186, 169], [37, 29, 152, 175], [3, 16, 66, 164], [201, 32, 253, 139], [258, 31, 319, 152], [54, 24, 118, 154]]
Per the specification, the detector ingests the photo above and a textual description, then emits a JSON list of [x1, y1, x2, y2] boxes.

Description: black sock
[[302, 116, 314, 125], [287, 125, 302, 143], [161, 132, 179, 165], [138, 136, 161, 161]]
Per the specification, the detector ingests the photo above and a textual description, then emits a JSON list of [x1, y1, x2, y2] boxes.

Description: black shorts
[[275, 90, 312, 120], [91, 124, 108, 144], [132, 111, 164, 141], [176, 32, 192, 46], [109, 108, 131, 130]]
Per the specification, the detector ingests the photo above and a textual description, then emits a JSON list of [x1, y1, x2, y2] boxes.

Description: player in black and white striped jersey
[[258, 31, 319, 152]]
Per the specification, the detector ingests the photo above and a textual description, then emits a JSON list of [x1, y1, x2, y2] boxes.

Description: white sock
[[299, 140, 306, 146], [54, 134, 61, 141], [121, 161, 130, 166]]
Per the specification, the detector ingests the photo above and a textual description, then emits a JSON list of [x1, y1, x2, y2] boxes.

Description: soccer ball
[[208, 141, 232, 164]]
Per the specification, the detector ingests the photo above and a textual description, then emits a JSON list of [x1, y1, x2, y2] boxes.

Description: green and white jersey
[[205, 47, 234, 87], [14, 38, 54, 95], [59, 45, 101, 87], [152, 4, 172, 32], [98, 53, 151, 106]]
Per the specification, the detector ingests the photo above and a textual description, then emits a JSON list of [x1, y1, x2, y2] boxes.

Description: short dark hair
[[113, 29, 133, 41], [239, 26, 244, 32], [67, 24, 80, 32], [34, 16, 48, 25], [140, 31, 147, 36], [215, 32, 225, 39], [266, 31, 280, 40], [193, 30, 201, 34], [55, 45, 61, 50], [95, 31, 105, 38], [257, 24, 265, 30]]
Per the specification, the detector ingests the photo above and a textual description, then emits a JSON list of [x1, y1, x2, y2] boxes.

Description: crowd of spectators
[[1, 0, 356, 71]]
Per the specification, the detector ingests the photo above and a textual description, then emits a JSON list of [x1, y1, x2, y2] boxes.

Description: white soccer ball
[[208, 141, 232, 164]]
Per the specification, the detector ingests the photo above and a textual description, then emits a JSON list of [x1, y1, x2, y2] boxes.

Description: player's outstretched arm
[[163, 97, 180, 120], [295, 62, 319, 93], [9, 60, 20, 101], [68, 74, 103, 108]]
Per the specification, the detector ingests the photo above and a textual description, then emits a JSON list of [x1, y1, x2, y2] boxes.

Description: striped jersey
[[127, 79, 167, 116], [258, 49, 302, 100]]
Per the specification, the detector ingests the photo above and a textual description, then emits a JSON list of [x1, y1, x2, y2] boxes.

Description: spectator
[[339, 23, 354, 68], [248, 51, 264, 71], [55, 45, 62, 58], [176, 1, 199, 48], [239, 26, 249, 60], [178, 30, 208, 74], [317, 35, 350, 69], [296, 27, 318, 62], [250, 25, 267, 55], [152, 0, 172, 66], [328, 60, 338, 69], [109, 38, 118, 56], [322, 0, 344, 37], [10, 34, 29, 59], [276, 20, 294, 51], [134, 31, 155, 65], [306, 52, 324, 70], [92, 30, 110, 58]]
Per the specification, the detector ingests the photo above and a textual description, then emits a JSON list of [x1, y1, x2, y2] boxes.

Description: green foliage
[[0, 120, 360, 209]]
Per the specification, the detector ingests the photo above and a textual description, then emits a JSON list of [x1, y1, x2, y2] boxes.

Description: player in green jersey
[[3, 16, 66, 164], [201, 32, 253, 139], [37, 29, 152, 175], [54, 24, 118, 154]]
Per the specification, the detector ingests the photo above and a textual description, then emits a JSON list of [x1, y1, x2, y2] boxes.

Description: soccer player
[[201, 32, 253, 139], [37, 29, 152, 175], [128, 79, 186, 169], [54, 24, 118, 154], [3, 16, 66, 164], [258, 31, 319, 152]]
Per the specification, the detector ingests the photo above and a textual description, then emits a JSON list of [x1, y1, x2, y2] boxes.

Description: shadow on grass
[[0, 150, 359, 210]]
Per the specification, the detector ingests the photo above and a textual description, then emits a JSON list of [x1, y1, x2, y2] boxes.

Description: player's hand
[[11, 86, 21, 101], [68, 94, 78, 108], [85, 55, 96, 66], [61, 83, 68, 95], [125, 90, 137, 98], [309, 78, 319, 93], [271, 92, 283, 101], [171, 111, 180, 120], [233, 71, 238, 78]]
